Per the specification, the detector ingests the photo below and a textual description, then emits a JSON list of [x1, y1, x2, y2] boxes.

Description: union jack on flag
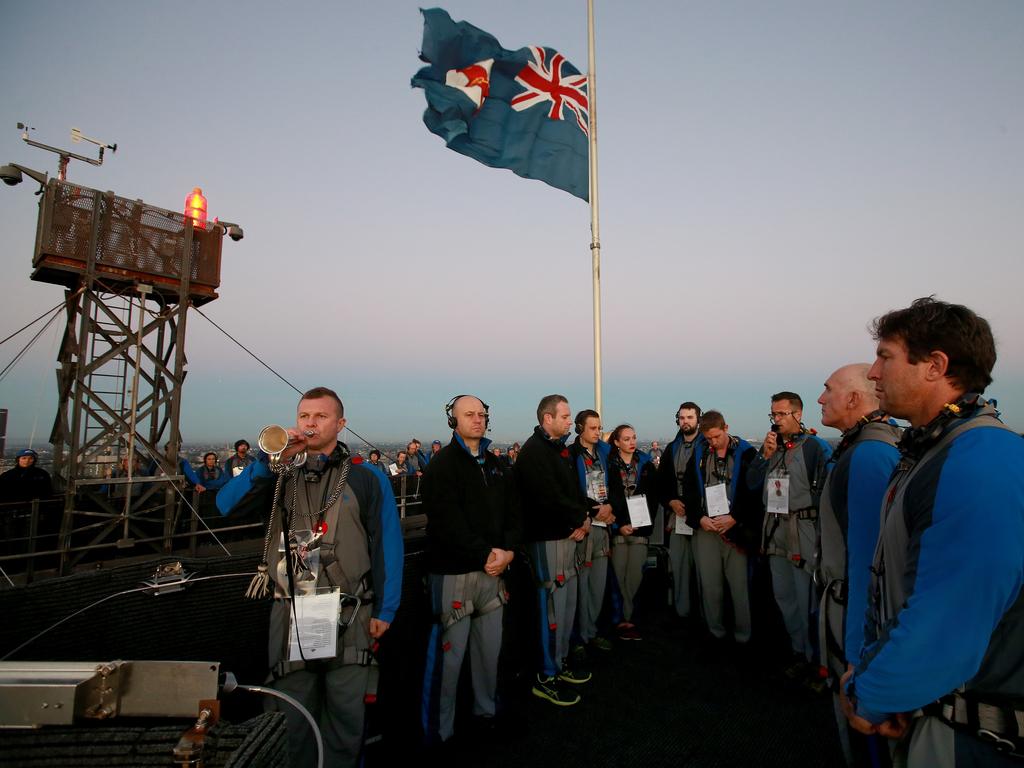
[[512, 46, 589, 135], [412, 8, 591, 201]]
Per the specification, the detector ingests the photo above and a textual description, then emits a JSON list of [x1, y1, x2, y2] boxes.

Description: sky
[[1, 0, 1022, 449]]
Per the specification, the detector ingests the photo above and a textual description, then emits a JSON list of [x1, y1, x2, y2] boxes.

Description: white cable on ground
[[234, 683, 324, 768]]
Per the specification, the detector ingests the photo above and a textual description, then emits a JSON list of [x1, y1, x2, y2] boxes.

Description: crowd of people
[[211, 297, 1022, 768], [3, 297, 1021, 768], [368, 438, 521, 477]]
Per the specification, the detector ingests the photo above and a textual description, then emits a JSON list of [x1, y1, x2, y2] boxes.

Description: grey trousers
[[270, 663, 370, 768], [770, 553, 813, 659], [576, 526, 610, 642], [421, 572, 504, 742], [892, 715, 1019, 768], [530, 538, 579, 676], [611, 534, 648, 622], [693, 528, 751, 642], [667, 532, 694, 618]]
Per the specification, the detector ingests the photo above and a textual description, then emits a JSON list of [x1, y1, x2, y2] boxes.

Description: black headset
[[675, 404, 703, 422], [829, 410, 889, 466], [574, 409, 601, 435], [898, 394, 986, 459], [445, 395, 490, 430]]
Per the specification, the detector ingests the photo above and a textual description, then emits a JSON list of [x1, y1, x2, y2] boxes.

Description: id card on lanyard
[[288, 588, 341, 661], [767, 472, 790, 515], [587, 466, 609, 527]]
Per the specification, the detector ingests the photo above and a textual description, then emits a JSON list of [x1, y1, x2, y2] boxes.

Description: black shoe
[[557, 665, 592, 684], [532, 674, 581, 706]]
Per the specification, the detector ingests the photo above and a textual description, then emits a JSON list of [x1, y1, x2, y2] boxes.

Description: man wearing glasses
[[747, 392, 832, 683]]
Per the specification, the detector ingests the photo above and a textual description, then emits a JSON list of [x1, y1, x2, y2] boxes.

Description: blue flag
[[412, 8, 590, 201]]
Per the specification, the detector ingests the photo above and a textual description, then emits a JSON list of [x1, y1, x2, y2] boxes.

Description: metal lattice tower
[[27, 178, 226, 572]]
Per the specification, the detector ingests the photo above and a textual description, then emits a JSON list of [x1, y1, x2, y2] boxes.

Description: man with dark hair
[[656, 401, 705, 622], [569, 409, 615, 655], [420, 395, 521, 745], [840, 298, 1024, 767], [0, 449, 53, 503], [195, 451, 228, 517], [366, 448, 387, 475], [225, 440, 254, 477], [0, 449, 54, 558], [197, 452, 228, 490], [406, 440, 427, 476], [682, 411, 759, 647], [747, 391, 832, 680], [515, 394, 591, 706], [217, 386, 403, 768], [816, 364, 901, 767], [393, 450, 412, 476]]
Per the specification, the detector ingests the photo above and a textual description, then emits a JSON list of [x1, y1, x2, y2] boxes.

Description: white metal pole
[[587, 0, 603, 416]]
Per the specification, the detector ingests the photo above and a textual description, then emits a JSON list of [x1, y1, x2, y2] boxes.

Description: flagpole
[[587, 0, 603, 417]]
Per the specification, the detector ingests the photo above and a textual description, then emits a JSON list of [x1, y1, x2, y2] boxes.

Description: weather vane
[[17, 121, 117, 181]]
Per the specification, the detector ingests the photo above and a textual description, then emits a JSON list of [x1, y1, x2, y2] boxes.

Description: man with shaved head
[[816, 364, 901, 766], [421, 395, 521, 745]]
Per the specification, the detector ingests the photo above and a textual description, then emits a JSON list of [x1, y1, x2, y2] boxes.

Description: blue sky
[[1, 0, 1022, 448]]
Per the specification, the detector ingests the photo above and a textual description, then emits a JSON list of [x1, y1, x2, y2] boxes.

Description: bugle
[[257, 425, 309, 471]]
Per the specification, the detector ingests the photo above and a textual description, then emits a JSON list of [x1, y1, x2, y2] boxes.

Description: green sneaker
[[589, 637, 613, 652], [558, 665, 592, 685], [532, 674, 581, 706]]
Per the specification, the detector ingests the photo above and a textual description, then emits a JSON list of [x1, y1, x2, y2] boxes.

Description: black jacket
[[0, 465, 54, 504], [655, 431, 707, 508], [515, 426, 588, 542], [422, 435, 522, 574], [606, 450, 659, 537]]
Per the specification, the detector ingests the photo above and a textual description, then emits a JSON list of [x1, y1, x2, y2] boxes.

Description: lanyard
[[706, 451, 730, 486]]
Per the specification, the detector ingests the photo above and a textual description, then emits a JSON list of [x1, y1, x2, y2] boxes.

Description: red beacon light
[[184, 186, 208, 229]]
